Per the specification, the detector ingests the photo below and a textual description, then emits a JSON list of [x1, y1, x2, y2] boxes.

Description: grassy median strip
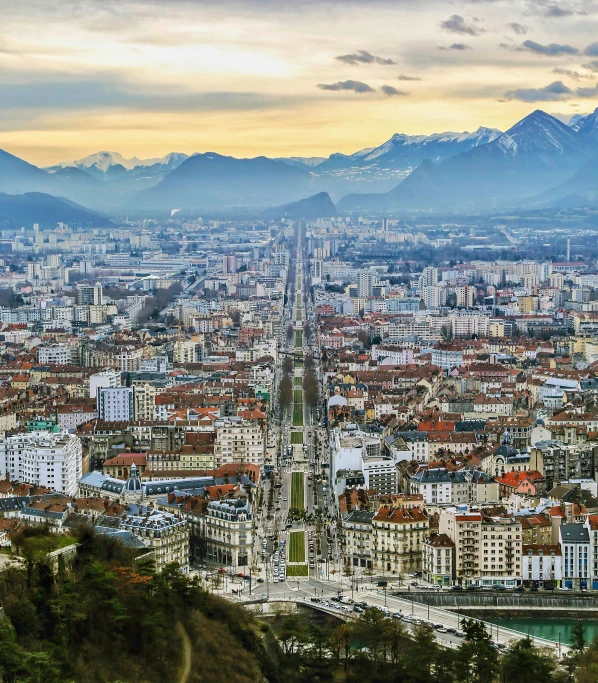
[[291, 472, 305, 510], [293, 402, 303, 426], [294, 376, 302, 387], [290, 432, 303, 445], [288, 530, 305, 563], [295, 330, 302, 348], [286, 565, 308, 577]]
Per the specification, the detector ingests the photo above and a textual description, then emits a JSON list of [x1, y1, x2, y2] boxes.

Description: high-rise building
[[77, 281, 103, 306], [222, 255, 237, 274], [419, 266, 439, 289], [97, 387, 135, 422], [456, 285, 476, 309]]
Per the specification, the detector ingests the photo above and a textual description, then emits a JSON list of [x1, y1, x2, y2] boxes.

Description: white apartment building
[[422, 285, 447, 309], [560, 523, 590, 590], [214, 419, 264, 467], [521, 545, 562, 587], [97, 386, 135, 422], [0, 431, 82, 496], [37, 343, 72, 365], [89, 369, 121, 399]]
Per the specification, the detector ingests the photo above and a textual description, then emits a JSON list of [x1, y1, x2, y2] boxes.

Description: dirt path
[[176, 622, 192, 683]]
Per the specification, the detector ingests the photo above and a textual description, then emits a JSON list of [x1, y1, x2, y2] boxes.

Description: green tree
[[408, 624, 438, 683], [501, 637, 557, 683], [572, 622, 586, 653], [456, 619, 498, 683]]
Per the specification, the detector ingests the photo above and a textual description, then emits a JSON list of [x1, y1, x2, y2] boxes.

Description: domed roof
[[125, 462, 142, 492], [493, 443, 518, 459]]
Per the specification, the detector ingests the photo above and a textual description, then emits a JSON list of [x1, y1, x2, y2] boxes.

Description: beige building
[[214, 419, 264, 467], [439, 508, 522, 587], [372, 505, 429, 575]]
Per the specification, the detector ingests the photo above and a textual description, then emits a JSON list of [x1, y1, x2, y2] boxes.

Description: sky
[[2, 0, 598, 166]]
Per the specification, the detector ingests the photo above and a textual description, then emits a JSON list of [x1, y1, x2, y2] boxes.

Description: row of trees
[[275, 610, 582, 683]]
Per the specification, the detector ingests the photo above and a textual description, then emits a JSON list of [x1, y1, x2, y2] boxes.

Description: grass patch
[[295, 330, 302, 348], [294, 389, 302, 403], [291, 472, 305, 510], [286, 564, 308, 577], [290, 432, 303, 445], [293, 402, 303, 427], [288, 530, 305, 563], [296, 309, 302, 322], [294, 376, 302, 387]]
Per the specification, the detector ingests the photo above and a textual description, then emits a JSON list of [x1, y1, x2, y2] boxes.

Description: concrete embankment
[[396, 592, 598, 618]]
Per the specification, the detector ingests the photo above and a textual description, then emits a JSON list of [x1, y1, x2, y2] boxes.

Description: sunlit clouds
[[1, 0, 598, 164]]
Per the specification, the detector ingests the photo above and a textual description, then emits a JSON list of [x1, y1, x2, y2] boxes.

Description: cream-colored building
[[439, 508, 522, 587], [371, 505, 429, 575], [214, 419, 264, 467]]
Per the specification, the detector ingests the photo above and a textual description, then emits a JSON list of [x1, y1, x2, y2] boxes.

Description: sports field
[[288, 530, 305, 563], [291, 472, 305, 510], [290, 431, 303, 445]]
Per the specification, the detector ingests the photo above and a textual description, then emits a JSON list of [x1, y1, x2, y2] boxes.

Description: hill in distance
[[0, 192, 113, 228], [130, 152, 314, 213], [264, 191, 337, 220]]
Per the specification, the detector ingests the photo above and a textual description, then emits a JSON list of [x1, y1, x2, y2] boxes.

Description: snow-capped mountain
[[495, 110, 584, 157], [339, 110, 596, 212], [572, 108, 598, 143], [48, 151, 189, 174], [278, 127, 502, 197]]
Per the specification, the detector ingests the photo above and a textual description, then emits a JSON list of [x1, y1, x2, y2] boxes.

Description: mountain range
[[338, 110, 598, 212], [3, 108, 598, 220]]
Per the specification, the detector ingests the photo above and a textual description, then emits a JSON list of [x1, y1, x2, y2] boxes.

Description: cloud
[[508, 22, 527, 35], [583, 60, 598, 72], [397, 74, 422, 81], [317, 80, 374, 93], [335, 49, 395, 66], [527, 1, 587, 17], [520, 40, 579, 56], [380, 84, 408, 96], [575, 83, 598, 97], [503, 80, 573, 102], [552, 67, 594, 80], [440, 14, 483, 36], [439, 43, 472, 51], [585, 42, 598, 56]]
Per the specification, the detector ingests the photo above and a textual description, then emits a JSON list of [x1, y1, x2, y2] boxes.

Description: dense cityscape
[[1, 209, 598, 679], [7, 0, 598, 680]]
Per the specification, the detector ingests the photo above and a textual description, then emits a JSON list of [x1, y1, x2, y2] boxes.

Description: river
[[488, 617, 598, 646]]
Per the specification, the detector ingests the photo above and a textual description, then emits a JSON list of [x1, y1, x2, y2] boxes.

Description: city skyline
[[2, 0, 598, 165]]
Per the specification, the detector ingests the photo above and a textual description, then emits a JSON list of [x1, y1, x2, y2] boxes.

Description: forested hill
[[0, 526, 270, 683]]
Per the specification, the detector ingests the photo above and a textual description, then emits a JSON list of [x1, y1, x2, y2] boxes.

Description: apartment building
[[372, 505, 429, 575], [0, 431, 82, 496], [342, 510, 374, 569], [205, 498, 253, 567], [409, 469, 498, 505], [423, 533, 454, 586], [97, 387, 135, 422], [439, 508, 522, 587], [37, 343, 72, 365], [214, 419, 264, 467]]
